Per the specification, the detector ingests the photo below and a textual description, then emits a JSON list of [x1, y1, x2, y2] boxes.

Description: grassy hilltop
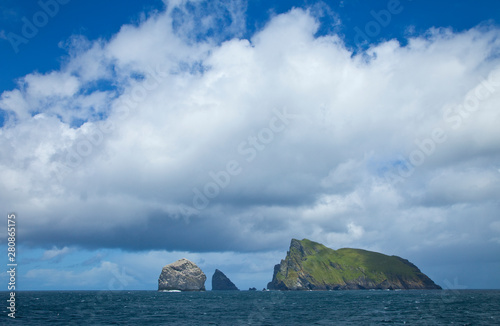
[[267, 239, 441, 290]]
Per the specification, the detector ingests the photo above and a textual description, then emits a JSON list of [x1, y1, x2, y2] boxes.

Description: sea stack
[[158, 258, 206, 291], [267, 239, 442, 290], [212, 269, 239, 291]]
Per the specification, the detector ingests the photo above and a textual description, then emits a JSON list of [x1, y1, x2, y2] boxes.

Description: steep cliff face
[[212, 269, 239, 291], [158, 258, 206, 291], [267, 239, 441, 290]]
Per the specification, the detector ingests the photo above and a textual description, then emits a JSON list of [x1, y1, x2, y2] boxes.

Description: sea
[[1, 290, 499, 325]]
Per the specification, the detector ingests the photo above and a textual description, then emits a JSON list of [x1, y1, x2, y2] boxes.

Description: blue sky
[[2, 0, 498, 94], [1, 0, 500, 291]]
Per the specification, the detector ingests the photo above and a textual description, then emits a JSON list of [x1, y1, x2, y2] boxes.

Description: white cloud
[[25, 261, 136, 289], [41, 246, 74, 261], [0, 89, 30, 119], [24, 72, 80, 98], [0, 4, 499, 289]]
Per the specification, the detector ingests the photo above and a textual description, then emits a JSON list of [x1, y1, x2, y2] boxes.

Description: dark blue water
[[1, 290, 499, 325]]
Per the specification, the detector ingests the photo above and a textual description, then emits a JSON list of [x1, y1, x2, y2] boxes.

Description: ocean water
[[1, 290, 499, 325]]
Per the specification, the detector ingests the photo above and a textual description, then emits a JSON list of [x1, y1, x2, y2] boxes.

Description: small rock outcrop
[[158, 258, 206, 291], [212, 269, 239, 291]]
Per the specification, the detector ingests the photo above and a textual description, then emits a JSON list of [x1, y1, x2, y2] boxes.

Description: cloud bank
[[1, 1, 499, 285]]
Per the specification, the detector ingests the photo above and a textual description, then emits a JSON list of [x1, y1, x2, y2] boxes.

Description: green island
[[267, 239, 442, 290]]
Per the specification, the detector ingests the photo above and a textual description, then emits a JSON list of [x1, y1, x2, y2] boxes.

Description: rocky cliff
[[267, 239, 441, 290], [212, 269, 239, 291], [158, 258, 206, 291]]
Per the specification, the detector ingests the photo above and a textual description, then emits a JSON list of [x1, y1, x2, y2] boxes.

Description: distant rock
[[267, 239, 442, 290], [248, 287, 257, 291], [211, 269, 239, 291], [158, 258, 206, 291]]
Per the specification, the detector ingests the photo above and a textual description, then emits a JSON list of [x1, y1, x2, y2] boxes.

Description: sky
[[0, 0, 500, 291]]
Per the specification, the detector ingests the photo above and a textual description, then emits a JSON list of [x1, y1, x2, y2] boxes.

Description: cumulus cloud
[[0, 1, 499, 287], [25, 261, 137, 290], [41, 246, 74, 262]]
